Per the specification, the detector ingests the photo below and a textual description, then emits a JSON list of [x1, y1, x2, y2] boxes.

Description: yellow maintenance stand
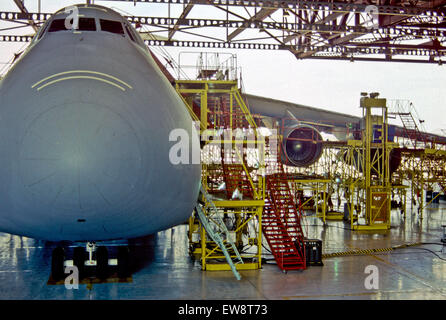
[[174, 53, 265, 273], [397, 148, 446, 220], [345, 93, 398, 230], [288, 176, 332, 223]]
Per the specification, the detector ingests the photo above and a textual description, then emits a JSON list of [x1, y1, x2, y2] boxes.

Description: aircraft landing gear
[[49, 242, 131, 282], [73, 246, 86, 279], [117, 246, 130, 278], [51, 247, 65, 281], [96, 246, 109, 279]]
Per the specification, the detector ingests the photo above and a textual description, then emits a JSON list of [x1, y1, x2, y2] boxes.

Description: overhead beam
[[2, 0, 446, 64], [284, 12, 345, 43], [306, 55, 444, 64], [13, 0, 38, 32], [7, 12, 446, 39], [95, 0, 446, 16], [168, 3, 194, 40], [2, 33, 444, 56], [227, 7, 277, 41]]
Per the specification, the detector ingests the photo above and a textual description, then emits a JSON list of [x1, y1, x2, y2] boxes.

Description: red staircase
[[203, 89, 306, 271], [220, 145, 254, 199], [262, 163, 306, 271], [219, 95, 251, 129]]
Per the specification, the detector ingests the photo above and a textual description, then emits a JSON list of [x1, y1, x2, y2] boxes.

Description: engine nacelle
[[282, 124, 323, 167]]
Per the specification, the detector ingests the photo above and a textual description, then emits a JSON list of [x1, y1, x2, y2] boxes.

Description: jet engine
[[282, 124, 323, 167]]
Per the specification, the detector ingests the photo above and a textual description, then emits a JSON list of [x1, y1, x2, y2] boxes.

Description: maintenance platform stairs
[[216, 94, 306, 272], [397, 112, 427, 147], [180, 75, 306, 273], [263, 168, 306, 272], [220, 146, 255, 200], [219, 160, 306, 271]]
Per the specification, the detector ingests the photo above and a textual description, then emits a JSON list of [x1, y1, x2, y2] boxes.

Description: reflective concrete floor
[[0, 203, 445, 300]]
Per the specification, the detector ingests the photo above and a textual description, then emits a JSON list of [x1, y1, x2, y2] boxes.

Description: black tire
[[96, 246, 109, 280], [117, 246, 130, 278], [51, 247, 65, 281], [73, 247, 86, 280]]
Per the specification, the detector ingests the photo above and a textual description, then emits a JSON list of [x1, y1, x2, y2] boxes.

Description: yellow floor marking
[[283, 291, 377, 299]]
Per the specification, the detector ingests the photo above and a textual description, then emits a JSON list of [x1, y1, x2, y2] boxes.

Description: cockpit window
[[48, 19, 66, 32], [48, 18, 97, 32], [100, 19, 124, 35], [78, 18, 96, 31]]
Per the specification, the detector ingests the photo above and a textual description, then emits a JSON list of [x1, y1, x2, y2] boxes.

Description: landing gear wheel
[[96, 246, 109, 280], [51, 247, 65, 281], [73, 247, 86, 280], [117, 246, 130, 278]]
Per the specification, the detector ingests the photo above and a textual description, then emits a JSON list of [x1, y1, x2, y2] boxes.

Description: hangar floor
[[0, 204, 445, 300]]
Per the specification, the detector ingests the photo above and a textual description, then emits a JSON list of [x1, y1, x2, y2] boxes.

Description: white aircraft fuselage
[[0, 4, 201, 241]]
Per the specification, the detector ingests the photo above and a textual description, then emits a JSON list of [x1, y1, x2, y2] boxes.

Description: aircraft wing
[[244, 94, 360, 128], [244, 93, 359, 139], [243, 93, 446, 145]]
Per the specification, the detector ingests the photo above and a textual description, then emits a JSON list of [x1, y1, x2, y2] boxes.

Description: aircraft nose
[[18, 102, 142, 214]]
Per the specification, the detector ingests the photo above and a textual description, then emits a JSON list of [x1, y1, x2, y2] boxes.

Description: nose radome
[[18, 102, 142, 213]]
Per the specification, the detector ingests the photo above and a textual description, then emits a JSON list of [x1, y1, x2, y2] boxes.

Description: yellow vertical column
[[230, 91, 233, 129], [322, 183, 326, 223], [256, 206, 263, 269], [200, 218, 207, 270], [364, 104, 372, 226], [201, 84, 208, 130]]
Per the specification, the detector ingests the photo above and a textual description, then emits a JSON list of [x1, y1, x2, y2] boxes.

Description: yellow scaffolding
[[346, 94, 397, 230], [397, 148, 446, 219], [176, 79, 265, 271], [304, 94, 398, 230], [289, 178, 332, 223]]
